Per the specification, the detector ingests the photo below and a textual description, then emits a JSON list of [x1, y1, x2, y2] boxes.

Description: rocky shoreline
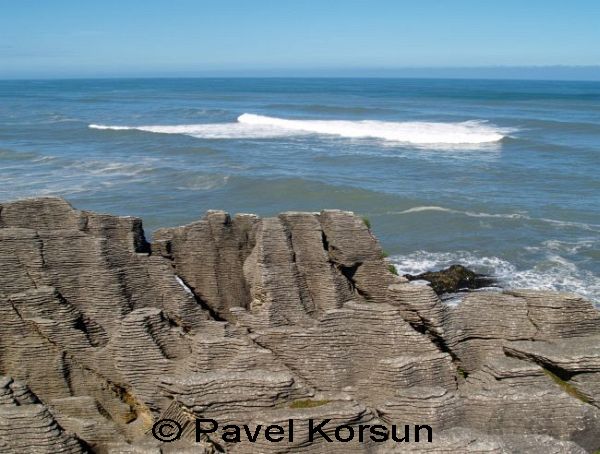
[[0, 197, 599, 453]]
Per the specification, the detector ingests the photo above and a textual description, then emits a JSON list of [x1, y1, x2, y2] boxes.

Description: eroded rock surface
[[0, 197, 598, 453]]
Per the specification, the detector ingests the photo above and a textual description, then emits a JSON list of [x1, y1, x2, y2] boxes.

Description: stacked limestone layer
[[0, 376, 84, 453], [440, 290, 600, 452], [0, 197, 599, 453]]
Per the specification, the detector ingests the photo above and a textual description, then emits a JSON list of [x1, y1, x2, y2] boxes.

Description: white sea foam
[[175, 174, 230, 191], [89, 114, 510, 146], [389, 206, 600, 232], [392, 205, 528, 219], [391, 249, 599, 305], [65, 159, 159, 177]]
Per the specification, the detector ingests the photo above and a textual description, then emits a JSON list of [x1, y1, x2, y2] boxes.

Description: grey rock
[[0, 376, 85, 453], [0, 197, 598, 453]]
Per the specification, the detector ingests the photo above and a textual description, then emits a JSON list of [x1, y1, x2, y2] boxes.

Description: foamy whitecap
[[89, 114, 510, 146], [238, 114, 507, 144]]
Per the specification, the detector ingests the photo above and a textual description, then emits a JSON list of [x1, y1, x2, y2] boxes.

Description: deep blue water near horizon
[[0, 78, 598, 303]]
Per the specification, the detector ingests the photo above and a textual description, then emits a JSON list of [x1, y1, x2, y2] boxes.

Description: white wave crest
[[89, 124, 131, 131], [238, 114, 508, 144], [397, 206, 456, 215], [89, 113, 509, 146]]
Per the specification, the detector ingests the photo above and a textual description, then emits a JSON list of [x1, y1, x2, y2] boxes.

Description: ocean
[[0, 78, 598, 303]]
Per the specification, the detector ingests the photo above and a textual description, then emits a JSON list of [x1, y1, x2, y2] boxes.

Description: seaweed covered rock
[[404, 264, 495, 295]]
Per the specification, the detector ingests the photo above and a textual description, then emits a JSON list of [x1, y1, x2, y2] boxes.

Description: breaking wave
[[89, 113, 510, 146]]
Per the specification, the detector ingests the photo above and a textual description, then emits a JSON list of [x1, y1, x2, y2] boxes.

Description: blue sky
[[1, 0, 600, 79]]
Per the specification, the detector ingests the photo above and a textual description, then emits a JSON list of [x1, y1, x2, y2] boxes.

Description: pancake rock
[[0, 197, 599, 453], [0, 376, 84, 453]]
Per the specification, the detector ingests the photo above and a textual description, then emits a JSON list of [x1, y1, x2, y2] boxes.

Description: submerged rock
[[0, 197, 598, 453], [404, 264, 496, 295]]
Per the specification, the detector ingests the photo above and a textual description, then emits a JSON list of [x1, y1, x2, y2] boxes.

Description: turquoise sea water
[[0, 78, 598, 302]]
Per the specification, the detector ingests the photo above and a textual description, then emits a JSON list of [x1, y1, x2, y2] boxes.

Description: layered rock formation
[[0, 197, 598, 453]]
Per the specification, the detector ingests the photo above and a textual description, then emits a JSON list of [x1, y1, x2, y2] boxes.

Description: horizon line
[[2, 76, 600, 83], [2, 65, 600, 82]]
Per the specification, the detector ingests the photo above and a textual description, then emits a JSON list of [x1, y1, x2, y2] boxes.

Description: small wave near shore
[[391, 248, 599, 305]]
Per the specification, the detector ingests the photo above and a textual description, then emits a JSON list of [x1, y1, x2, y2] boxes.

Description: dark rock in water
[[404, 264, 496, 295]]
